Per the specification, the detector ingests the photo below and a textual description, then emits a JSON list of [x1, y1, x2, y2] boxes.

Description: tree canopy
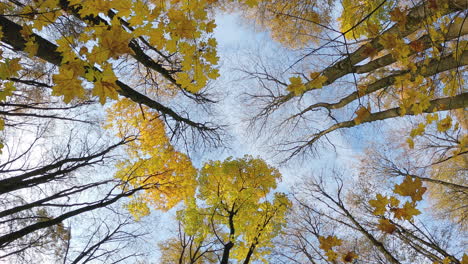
[[0, 0, 466, 263]]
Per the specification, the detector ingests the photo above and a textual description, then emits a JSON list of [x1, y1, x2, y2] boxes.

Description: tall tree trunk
[[220, 212, 236, 264]]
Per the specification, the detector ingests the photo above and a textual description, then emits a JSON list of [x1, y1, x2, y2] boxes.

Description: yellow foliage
[[389, 7, 407, 26], [308, 72, 328, 89], [339, 0, 391, 39], [354, 106, 371, 124], [369, 193, 390, 216], [437, 116, 452, 132], [236, 0, 329, 48], [429, 156, 468, 230], [24, 37, 39, 57], [197, 156, 290, 262], [391, 201, 421, 220], [377, 218, 396, 234], [0, 82, 15, 101], [95, 26, 133, 61], [125, 199, 151, 221], [393, 176, 427, 202], [91, 64, 119, 104], [342, 251, 358, 262], [0, 58, 22, 80], [325, 250, 338, 261]]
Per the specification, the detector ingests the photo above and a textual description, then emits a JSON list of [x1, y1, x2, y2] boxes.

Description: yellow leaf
[[0, 58, 22, 79], [318, 235, 342, 252], [369, 194, 389, 216], [406, 137, 415, 149], [393, 176, 427, 202], [287, 76, 306, 96], [389, 196, 400, 207], [342, 251, 358, 262], [325, 250, 338, 261], [410, 123, 426, 137], [437, 116, 452, 132], [308, 72, 327, 89], [125, 199, 150, 221], [97, 26, 132, 60], [92, 65, 119, 104], [0, 82, 15, 101], [426, 113, 439, 124], [52, 65, 85, 103]]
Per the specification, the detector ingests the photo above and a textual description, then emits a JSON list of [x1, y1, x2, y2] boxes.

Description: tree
[[0, 97, 152, 262], [238, 0, 467, 159], [1, 0, 467, 262], [0, 0, 223, 142], [157, 156, 291, 264], [269, 170, 467, 264]]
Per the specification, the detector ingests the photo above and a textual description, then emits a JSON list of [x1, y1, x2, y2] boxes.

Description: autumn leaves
[[318, 235, 358, 262], [370, 176, 426, 233]]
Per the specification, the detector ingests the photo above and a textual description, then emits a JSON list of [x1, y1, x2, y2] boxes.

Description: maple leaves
[[239, 0, 326, 49], [393, 176, 427, 202], [287, 76, 306, 96], [287, 72, 327, 96], [0, 58, 22, 80], [107, 99, 197, 213], [52, 65, 86, 103], [95, 26, 133, 61], [0, 0, 223, 106], [369, 194, 399, 216], [158, 156, 291, 263], [308, 72, 328, 89], [391, 201, 421, 220], [319, 235, 343, 252], [90, 65, 119, 104], [318, 235, 358, 262], [369, 176, 426, 234], [354, 105, 372, 124]]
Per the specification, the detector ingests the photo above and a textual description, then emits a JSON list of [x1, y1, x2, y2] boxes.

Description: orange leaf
[[325, 250, 338, 261], [342, 251, 358, 262], [362, 44, 378, 59], [409, 40, 425, 52], [318, 235, 342, 252], [377, 218, 396, 234], [390, 7, 406, 25]]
